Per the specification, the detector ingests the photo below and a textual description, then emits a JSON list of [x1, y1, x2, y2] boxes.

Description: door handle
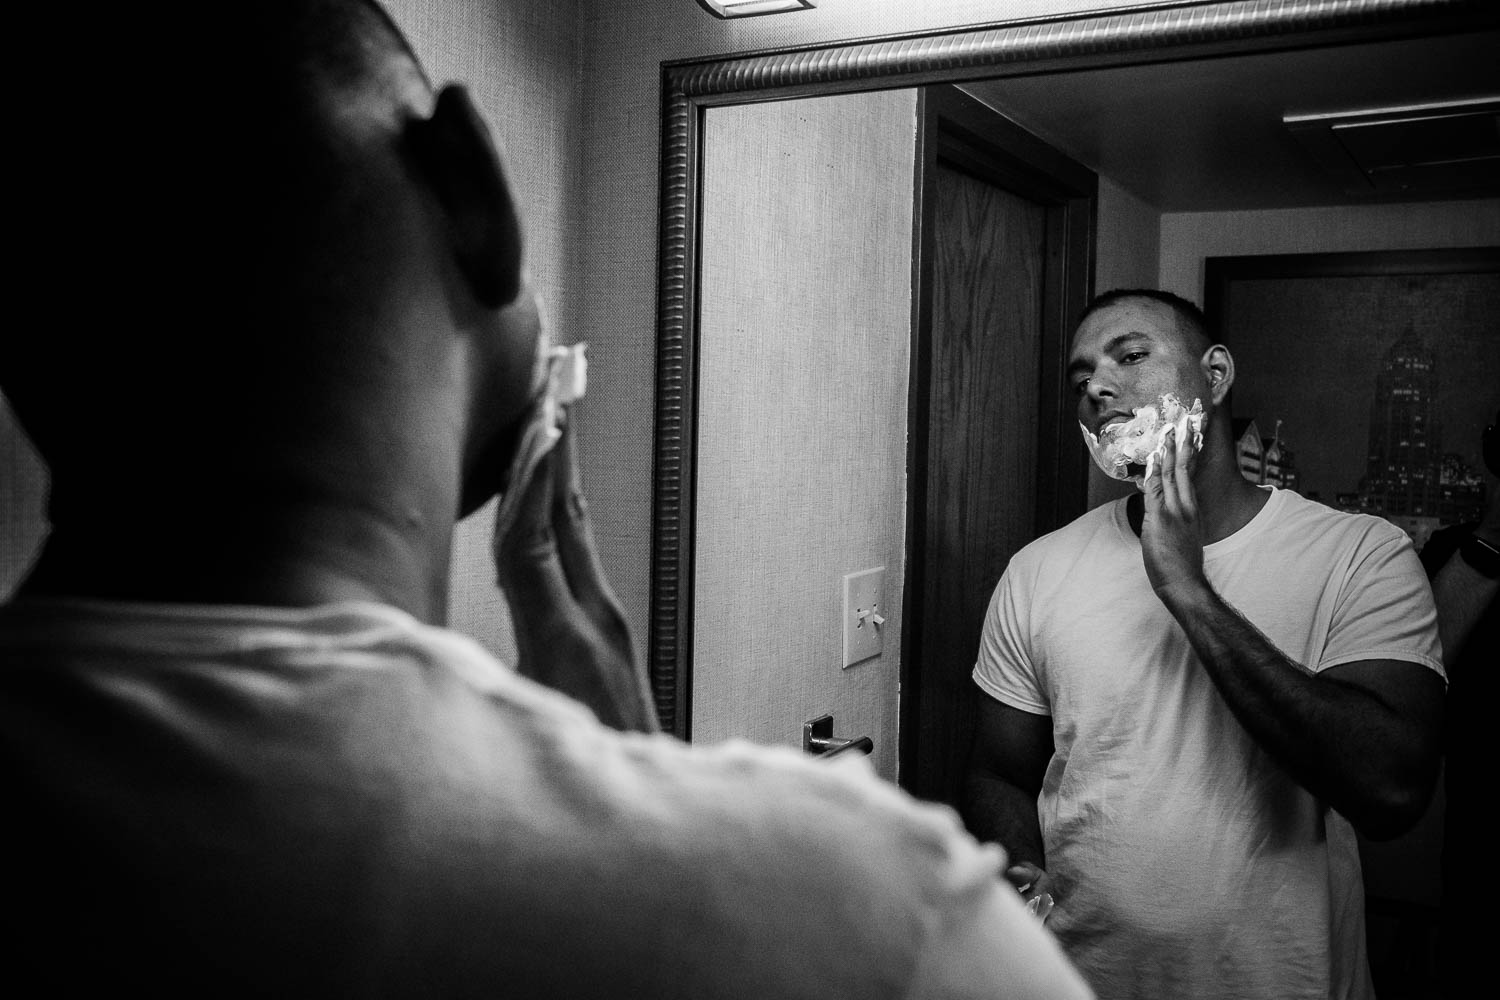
[[803, 714, 873, 758]]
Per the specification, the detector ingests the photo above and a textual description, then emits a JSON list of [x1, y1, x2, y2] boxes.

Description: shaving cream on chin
[[1080, 392, 1204, 490]]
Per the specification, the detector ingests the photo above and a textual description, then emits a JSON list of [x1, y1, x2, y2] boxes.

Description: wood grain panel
[[917, 163, 1046, 805]]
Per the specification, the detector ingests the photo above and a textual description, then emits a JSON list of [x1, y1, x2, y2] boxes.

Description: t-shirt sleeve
[[971, 561, 1050, 715], [1320, 523, 1445, 678]]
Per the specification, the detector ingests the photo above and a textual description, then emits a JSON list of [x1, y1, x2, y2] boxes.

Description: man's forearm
[[1158, 579, 1436, 838], [962, 770, 1045, 867]]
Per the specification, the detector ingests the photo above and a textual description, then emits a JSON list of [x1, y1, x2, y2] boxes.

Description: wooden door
[[900, 86, 1095, 808]]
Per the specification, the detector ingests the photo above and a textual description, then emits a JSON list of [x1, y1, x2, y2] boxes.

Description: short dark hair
[[1076, 288, 1217, 349]]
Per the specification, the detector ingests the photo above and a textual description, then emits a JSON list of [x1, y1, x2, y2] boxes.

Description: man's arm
[[1142, 429, 1443, 840], [962, 695, 1054, 893], [1428, 492, 1500, 672], [1162, 591, 1441, 839], [494, 416, 659, 733]]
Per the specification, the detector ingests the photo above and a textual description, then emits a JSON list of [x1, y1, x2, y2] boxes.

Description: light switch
[[842, 567, 885, 668]]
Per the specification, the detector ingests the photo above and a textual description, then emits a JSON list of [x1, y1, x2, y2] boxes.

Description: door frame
[[899, 85, 1095, 803]]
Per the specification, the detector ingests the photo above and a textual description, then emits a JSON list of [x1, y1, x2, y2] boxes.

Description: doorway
[[899, 85, 1095, 807]]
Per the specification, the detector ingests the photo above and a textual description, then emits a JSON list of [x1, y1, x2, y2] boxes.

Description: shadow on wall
[[1, 390, 49, 600]]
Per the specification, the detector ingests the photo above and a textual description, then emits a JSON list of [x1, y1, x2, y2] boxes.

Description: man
[[0, 3, 1093, 997], [963, 288, 1445, 999]]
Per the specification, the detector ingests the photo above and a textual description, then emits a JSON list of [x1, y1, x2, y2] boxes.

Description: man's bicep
[[969, 693, 1053, 797], [1320, 658, 1445, 743]]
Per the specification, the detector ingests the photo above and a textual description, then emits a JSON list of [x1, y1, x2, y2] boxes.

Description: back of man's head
[[6, 1, 434, 516]]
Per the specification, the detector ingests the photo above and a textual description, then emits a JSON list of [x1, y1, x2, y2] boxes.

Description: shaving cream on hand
[[1080, 392, 1204, 489], [492, 343, 589, 542]]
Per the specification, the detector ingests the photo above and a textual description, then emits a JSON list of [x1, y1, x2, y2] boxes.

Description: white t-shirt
[[1, 597, 1091, 999], [972, 487, 1443, 1000]]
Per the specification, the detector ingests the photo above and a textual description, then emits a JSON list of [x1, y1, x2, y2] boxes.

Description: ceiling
[[961, 27, 1500, 212]]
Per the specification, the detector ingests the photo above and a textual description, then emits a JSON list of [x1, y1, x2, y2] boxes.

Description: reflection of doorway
[[899, 86, 1094, 807]]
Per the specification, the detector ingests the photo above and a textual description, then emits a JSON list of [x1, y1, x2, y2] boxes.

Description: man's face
[[458, 284, 551, 518], [1067, 298, 1209, 437]]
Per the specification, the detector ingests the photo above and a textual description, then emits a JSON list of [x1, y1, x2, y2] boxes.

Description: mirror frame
[[646, 0, 1494, 738]]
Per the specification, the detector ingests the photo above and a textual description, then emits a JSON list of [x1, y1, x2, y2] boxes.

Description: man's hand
[[1006, 861, 1060, 924], [1140, 425, 1207, 602], [493, 413, 660, 732], [1005, 861, 1055, 899]]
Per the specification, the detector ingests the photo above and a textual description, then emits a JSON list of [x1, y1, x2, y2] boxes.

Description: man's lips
[[1094, 411, 1133, 436]]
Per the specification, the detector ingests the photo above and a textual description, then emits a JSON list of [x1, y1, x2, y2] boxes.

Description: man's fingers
[[1159, 427, 1181, 510], [1155, 426, 1188, 514], [550, 413, 627, 618], [1165, 426, 1200, 517], [1005, 862, 1043, 893], [496, 446, 574, 616]]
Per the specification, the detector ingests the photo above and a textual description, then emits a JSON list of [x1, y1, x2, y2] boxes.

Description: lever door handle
[[803, 714, 874, 758]]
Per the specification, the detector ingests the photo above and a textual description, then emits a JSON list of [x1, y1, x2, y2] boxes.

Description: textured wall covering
[[388, 0, 583, 661], [692, 91, 917, 777], [1159, 198, 1500, 300], [0, 396, 46, 601]]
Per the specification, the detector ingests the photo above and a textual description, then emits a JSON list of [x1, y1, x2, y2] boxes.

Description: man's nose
[[1086, 372, 1115, 403]]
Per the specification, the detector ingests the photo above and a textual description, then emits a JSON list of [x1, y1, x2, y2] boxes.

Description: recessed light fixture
[[696, 0, 818, 18]]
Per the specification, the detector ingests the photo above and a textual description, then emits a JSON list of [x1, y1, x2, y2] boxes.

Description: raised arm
[[962, 695, 1055, 895], [494, 415, 659, 733], [1165, 599, 1442, 839], [1142, 429, 1443, 840]]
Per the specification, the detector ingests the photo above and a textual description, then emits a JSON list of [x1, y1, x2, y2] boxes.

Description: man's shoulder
[[1267, 489, 1410, 548]]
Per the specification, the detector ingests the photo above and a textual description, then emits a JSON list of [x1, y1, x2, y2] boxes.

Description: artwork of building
[[1359, 327, 1440, 518], [1351, 327, 1486, 535]]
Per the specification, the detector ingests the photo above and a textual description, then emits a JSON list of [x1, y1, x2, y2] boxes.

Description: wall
[[0, 397, 46, 600], [1088, 174, 1164, 508], [692, 90, 917, 777], [1159, 198, 1500, 301], [389, 0, 584, 661]]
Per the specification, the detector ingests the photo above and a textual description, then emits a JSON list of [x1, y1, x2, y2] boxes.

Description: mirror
[[648, 0, 1496, 743], [651, 3, 1496, 994]]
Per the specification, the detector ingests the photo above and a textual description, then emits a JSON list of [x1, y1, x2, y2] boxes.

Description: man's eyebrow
[[1066, 331, 1149, 377]]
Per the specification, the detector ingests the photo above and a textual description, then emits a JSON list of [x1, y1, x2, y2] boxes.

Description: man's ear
[[1203, 344, 1234, 406], [406, 85, 523, 309]]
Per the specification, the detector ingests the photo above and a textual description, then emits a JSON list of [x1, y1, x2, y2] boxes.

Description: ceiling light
[[1285, 98, 1500, 198], [696, 0, 818, 18]]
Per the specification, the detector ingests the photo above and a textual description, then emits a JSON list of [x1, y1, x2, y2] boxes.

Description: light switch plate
[[842, 566, 885, 668]]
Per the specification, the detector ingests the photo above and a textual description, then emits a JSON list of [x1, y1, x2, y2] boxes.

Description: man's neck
[[17, 497, 456, 624]]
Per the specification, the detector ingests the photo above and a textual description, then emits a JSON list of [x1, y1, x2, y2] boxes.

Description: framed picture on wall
[[1204, 246, 1500, 552]]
